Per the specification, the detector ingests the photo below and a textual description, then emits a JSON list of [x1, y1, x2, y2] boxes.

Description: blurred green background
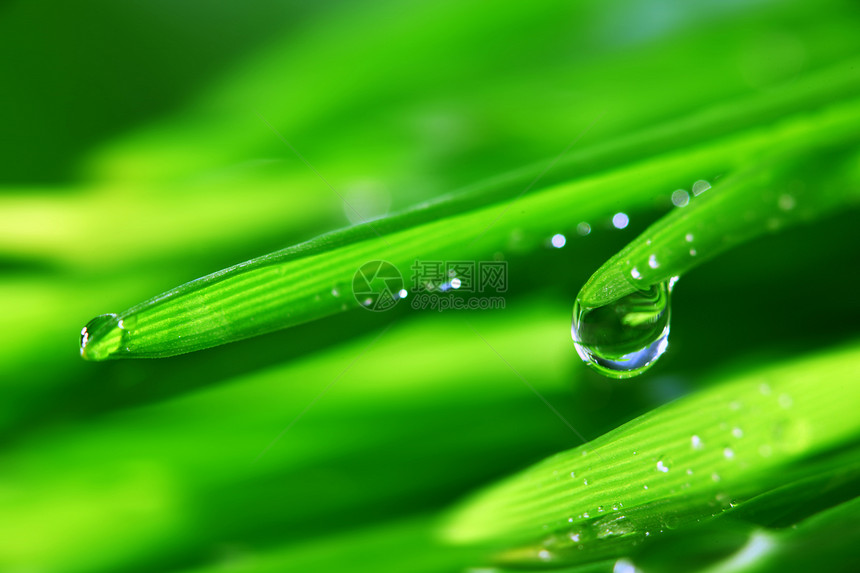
[[1, 0, 859, 571]]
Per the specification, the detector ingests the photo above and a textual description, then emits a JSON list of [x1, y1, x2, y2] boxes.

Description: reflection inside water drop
[[571, 281, 672, 379]]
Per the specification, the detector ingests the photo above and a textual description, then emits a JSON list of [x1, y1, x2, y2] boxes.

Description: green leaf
[[80, 78, 860, 360], [441, 341, 860, 567], [577, 144, 860, 308]]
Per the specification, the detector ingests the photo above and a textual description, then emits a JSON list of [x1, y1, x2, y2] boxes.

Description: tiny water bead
[[571, 280, 672, 379], [612, 212, 629, 229], [691, 179, 711, 196], [80, 313, 125, 361], [671, 189, 690, 207]]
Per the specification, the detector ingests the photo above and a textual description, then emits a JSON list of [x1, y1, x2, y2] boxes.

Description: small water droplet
[[577, 222, 592, 236], [692, 180, 711, 196], [656, 460, 669, 473], [643, 484, 649, 490], [671, 189, 690, 207], [685, 233, 694, 242], [689, 249, 697, 257], [711, 472, 721, 482], [551, 234, 567, 248], [732, 427, 744, 438], [723, 448, 735, 459], [583, 478, 589, 486], [570, 532, 580, 542], [594, 514, 634, 539], [80, 313, 124, 361], [612, 213, 630, 229], [613, 558, 637, 573], [570, 471, 576, 478], [630, 267, 642, 280], [686, 468, 693, 475], [571, 281, 672, 379], [648, 254, 659, 269], [331, 288, 341, 297], [691, 435, 703, 450], [538, 549, 551, 561], [598, 505, 605, 512]]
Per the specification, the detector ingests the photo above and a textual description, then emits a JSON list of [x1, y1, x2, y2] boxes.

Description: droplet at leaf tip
[[572, 281, 672, 379], [79, 313, 124, 361]]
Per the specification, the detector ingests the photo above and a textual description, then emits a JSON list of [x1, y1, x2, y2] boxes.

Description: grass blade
[[442, 342, 860, 567], [81, 89, 860, 360], [577, 145, 860, 308]]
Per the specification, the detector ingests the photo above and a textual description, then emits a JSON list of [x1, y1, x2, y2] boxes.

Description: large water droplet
[[571, 281, 671, 379], [80, 313, 124, 361]]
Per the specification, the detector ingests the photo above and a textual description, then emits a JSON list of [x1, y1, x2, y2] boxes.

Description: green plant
[[3, 1, 860, 572]]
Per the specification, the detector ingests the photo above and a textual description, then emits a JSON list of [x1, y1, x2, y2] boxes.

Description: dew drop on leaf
[[79, 313, 124, 361], [571, 281, 672, 379], [692, 179, 711, 195]]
